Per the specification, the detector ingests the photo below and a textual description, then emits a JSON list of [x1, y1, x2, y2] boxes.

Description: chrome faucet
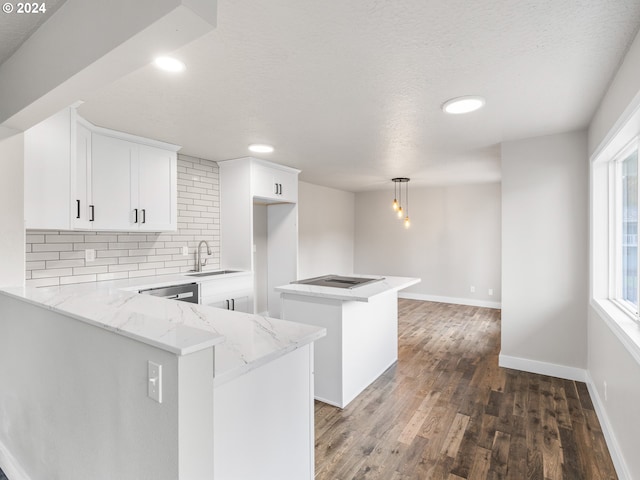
[[196, 240, 212, 272]]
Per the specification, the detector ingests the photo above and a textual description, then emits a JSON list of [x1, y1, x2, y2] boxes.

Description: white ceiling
[[0, 0, 66, 65], [53, 1, 640, 190]]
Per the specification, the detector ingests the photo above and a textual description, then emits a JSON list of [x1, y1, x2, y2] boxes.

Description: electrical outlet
[[148, 361, 162, 403], [488, 288, 494, 296], [604, 380, 608, 401], [470, 286, 475, 293], [182, 246, 189, 256], [85, 249, 95, 262]]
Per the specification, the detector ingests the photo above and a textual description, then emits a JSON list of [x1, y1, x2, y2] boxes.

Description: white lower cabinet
[[206, 296, 249, 313], [199, 273, 253, 313]]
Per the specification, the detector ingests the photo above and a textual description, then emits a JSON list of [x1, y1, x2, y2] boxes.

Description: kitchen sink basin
[[292, 275, 384, 289], [184, 270, 241, 277]]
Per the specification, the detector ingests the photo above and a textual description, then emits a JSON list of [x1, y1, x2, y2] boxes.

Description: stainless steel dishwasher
[[138, 282, 199, 303]]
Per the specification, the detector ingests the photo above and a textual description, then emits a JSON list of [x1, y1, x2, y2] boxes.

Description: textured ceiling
[[0, 0, 66, 66], [75, 0, 640, 191]]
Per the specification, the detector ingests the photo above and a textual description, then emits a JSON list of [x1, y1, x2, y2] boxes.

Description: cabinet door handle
[[76, 200, 81, 219], [279, 183, 283, 195], [231, 298, 235, 311], [134, 208, 138, 223], [274, 182, 279, 195], [225, 299, 230, 310], [142, 209, 146, 224], [89, 205, 95, 222]]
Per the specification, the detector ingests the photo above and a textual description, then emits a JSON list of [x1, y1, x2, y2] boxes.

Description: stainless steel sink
[[292, 275, 384, 289], [183, 270, 241, 277]]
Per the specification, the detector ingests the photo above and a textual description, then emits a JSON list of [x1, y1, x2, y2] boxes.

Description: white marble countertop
[[275, 274, 421, 302], [83, 269, 252, 293], [1, 273, 326, 386]]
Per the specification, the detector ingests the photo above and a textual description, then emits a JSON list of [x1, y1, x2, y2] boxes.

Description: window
[[613, 140, 639, 318]]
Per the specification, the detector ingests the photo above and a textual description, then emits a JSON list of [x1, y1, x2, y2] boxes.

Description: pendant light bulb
[[397, 206, 403, 218], [404, 216, 410, 228], [392, 199, 399, 211]]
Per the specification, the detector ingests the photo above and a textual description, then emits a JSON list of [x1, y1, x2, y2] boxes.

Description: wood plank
[[441, 413, 471, 458]]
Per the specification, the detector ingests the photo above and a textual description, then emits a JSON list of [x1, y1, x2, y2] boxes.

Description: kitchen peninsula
[[0, 281, 325, 480], [276, 274, 420, 408]]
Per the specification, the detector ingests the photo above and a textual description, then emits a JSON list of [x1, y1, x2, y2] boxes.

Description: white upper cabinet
[[91, 133, 135, 230], [71, 121, 93, 230], [251, 160, 299, 203], [25, 107, 180, 231], [135, 144, 177, 231], [25, 108, 74, 230]]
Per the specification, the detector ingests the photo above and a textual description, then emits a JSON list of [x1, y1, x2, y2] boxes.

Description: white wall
[[587, 27, 640, 480], [0, 294, 214, 480], [500, 131, 588, 374], [589, 30, 640, 156], [298, 182, 355, 278], [354, 183, 501, 307], [0, 133, 25, 288]]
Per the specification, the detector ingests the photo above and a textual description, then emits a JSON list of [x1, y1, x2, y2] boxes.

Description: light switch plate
[[85, 249, 96, 262], [182, 246, 189, 256], [148, 361, 162, 403]]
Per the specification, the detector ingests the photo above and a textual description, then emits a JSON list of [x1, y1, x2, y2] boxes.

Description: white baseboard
[[0, 441, 29, 480], [498, 354, 587, 382], [585, 373, 631, 480], [398, 292, 501, 309]]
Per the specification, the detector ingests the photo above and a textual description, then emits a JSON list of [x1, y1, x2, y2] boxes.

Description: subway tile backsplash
[[25, 154, 221, 287]]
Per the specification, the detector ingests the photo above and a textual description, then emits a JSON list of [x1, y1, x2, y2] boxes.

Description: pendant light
[[391, 178, 410, 228], [392, 181, 399, 212]]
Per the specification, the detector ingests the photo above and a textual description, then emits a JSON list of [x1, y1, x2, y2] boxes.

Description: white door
[[72, 123, 92, 230], [91, 133, 135, 230], [136, 145, 177, 231]]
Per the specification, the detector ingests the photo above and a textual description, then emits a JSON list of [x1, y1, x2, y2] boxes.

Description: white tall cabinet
[[219, 157, 300, 317]]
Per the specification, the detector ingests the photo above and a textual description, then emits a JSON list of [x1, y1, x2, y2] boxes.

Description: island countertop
[[0, 282, 326, 386], [275, 274, 421, 302]]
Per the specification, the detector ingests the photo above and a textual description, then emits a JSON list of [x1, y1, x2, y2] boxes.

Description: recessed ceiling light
[[154, 56, 186, 73], [248, 144, 274, 153], [442, 96, 485, 114]]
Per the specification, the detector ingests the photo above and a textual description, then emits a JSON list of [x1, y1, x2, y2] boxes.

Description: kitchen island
[[0, 281, 325, 480], [276, 275, 420, 408]]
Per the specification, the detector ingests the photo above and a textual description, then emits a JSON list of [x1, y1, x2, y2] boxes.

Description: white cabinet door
[[135, 145, 177, 231], [273, 169, 298, 203], [91, 133, 135, 230], [251, 163, 298, 203], [24, 108, 73, 230], [203, 296, 248, 312], [71, 122, 92, 230]]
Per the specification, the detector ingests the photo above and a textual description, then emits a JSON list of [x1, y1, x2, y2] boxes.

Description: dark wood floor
[[314, 299, 617, 480]]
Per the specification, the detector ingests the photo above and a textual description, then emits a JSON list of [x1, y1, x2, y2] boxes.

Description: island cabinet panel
[[24, 106, 179, 232], [214, 344, 314, 480], [281, 292, 398, 408]]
